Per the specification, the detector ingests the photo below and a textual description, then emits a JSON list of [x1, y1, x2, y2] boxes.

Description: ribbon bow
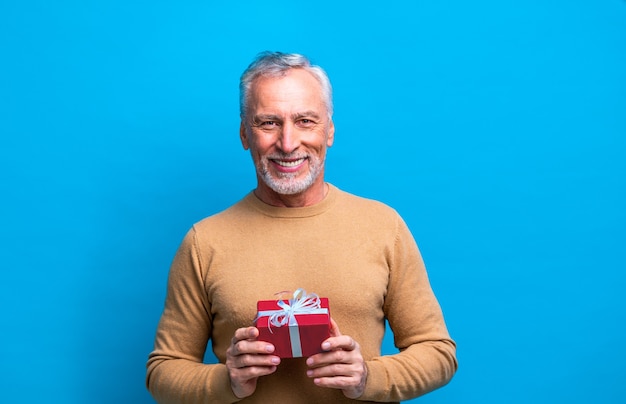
[[256, 288, 326, 333]]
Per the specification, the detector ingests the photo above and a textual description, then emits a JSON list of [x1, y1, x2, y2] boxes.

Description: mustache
[[266, 152, 309, 160]]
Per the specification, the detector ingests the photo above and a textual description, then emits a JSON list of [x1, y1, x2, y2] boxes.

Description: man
[[147, 51, 457, 403]]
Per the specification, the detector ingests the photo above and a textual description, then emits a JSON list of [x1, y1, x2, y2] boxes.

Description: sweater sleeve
[[146, 228, 241, 404], [359, 216, 458, 402]]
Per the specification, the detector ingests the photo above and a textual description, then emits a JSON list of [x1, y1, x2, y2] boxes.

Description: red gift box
[[254, 290, 331, 358]]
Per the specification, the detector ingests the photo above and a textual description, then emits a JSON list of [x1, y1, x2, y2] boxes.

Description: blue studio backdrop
[[1, 1, 625, 403]]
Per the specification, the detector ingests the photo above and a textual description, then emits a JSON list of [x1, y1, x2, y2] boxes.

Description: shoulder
[[330, 186, 409, 238], [333, 186, 402, 220], [187, 194, 256, 237]]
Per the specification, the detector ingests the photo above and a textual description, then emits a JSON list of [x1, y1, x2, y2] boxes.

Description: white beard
[[257, 153, 324, 195]]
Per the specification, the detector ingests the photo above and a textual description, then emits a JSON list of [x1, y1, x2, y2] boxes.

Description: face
[[240, 68, 335, 205]]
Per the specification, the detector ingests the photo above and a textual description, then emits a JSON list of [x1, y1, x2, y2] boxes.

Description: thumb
[[329, 317, 342, 337]]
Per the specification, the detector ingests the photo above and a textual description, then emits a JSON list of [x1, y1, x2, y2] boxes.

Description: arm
[[360, 216, 457, 401], [304, 215, 456, 402], [146, 229, 241, 403]]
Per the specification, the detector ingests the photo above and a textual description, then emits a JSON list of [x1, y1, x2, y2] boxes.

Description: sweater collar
[[244, 183, 338, 218]]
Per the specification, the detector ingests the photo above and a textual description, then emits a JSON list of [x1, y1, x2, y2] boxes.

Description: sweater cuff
[[211, 364, 243, 403], [358, 360, 388, 402]]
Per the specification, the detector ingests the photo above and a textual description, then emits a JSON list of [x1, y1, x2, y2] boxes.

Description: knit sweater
[[146, 184, 457, 403]]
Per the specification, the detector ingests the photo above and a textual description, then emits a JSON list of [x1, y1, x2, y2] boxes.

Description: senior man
[[147, 51, 457, 403]]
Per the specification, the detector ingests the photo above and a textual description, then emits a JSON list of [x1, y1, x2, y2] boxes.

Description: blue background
[[1, 1, 625, 403]]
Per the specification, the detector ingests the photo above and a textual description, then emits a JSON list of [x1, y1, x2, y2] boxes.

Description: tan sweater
[[147, 185, 457, 403]]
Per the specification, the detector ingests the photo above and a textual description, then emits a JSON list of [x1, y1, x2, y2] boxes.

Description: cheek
[[248, 132, 276, 153], [247, 142, 271, 165]]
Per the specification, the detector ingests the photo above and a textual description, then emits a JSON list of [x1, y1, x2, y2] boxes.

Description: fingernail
[[265, 345, 275, 353], [306, 358, 313, 366], [322, 342, 331, 350], [271, 357, 280, 365], [306, 370, 313, 377]]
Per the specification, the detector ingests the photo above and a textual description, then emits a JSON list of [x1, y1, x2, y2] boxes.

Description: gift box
[[254, 289, 331, 358]]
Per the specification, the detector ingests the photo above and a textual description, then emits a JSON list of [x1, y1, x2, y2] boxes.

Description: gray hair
[[239, 51, 333, 119]]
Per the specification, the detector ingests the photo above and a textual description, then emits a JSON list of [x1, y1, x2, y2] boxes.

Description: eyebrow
[[292, 111, 322, 120], [252, 114, 281, 123], [251, 111, 322, 123]]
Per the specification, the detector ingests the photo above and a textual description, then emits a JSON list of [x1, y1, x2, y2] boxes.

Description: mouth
[[273, 158, 306, 167], [270, 157, 307, 172]]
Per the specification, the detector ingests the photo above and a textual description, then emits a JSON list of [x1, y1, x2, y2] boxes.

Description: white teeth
[[275, 158, 305, 167]]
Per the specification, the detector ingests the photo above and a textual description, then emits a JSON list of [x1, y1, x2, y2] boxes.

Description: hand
[[225, 326, 281, 398], [306, 318, 367, 399]]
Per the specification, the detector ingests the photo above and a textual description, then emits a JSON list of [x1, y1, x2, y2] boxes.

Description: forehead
[[247, 69, 326, 115]]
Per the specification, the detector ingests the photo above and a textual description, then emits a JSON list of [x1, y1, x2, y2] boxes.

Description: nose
[[277, 122, 299, 154]]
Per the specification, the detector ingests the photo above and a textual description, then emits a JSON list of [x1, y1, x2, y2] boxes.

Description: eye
[[258, 121, 279, 129], [297, 119, 316, 128]]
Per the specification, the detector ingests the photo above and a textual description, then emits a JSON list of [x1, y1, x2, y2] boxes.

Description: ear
[[326, 119, 335, 147], [240, 120, 250, 150]]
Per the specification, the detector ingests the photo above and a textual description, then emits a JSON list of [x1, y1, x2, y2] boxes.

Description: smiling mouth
[[272, 158, 306, 167]]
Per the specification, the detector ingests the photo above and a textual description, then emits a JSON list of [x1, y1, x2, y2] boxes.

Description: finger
[[307, 360, 361, 377], [307, 346, 356, 369], [231, 351, 281, 369], [230, 338, 276, 357], [232, 326, 259, 344], [228, 327, 276, 358], [320, 319, 345, 351], [311, 375, 358, 390], [328, 318, 342, 337], [321, 335, 357, 353], [306, 361, 367, 399]]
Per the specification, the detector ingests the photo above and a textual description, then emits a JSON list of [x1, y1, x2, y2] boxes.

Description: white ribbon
[[255, 289, 328, 357]]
